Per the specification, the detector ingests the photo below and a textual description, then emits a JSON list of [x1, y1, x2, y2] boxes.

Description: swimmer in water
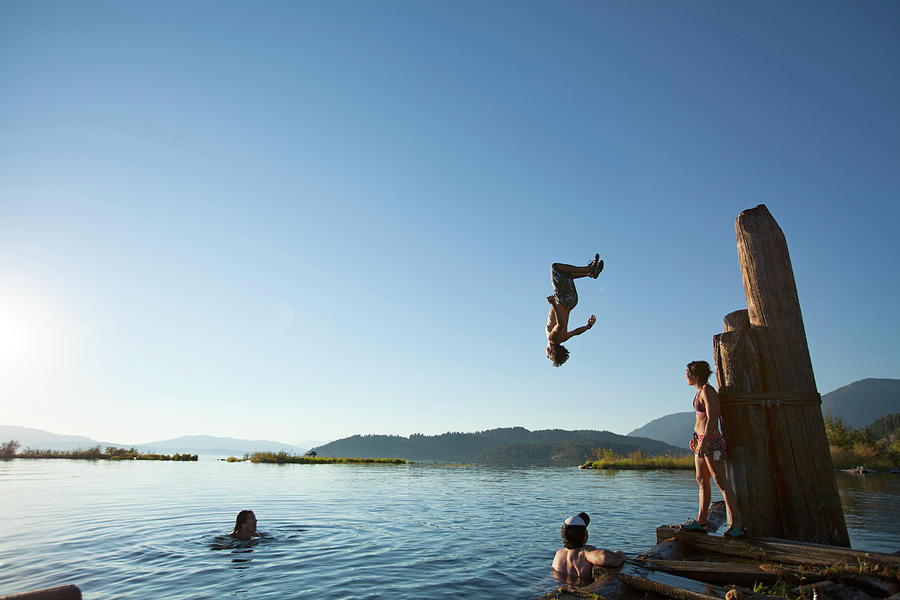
[[552, 513, 625, 581], [230, 510, 259, 541]]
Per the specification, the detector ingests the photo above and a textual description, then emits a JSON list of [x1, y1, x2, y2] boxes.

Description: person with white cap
[[552, 512, 625, 580]]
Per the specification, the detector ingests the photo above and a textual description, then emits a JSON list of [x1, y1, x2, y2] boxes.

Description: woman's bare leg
[[706, 456, 743, 530], [695, 453, 711, 524]]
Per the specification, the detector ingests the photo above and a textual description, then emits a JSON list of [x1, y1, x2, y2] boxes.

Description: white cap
[[564, 515, 586, 527]]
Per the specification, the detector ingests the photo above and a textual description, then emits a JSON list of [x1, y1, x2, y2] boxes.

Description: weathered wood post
[[714, 205, 849, 546], [713, 311, 779, 536]]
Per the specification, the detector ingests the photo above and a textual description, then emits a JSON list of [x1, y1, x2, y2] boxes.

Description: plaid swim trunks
[[551, 265, 578, 309]]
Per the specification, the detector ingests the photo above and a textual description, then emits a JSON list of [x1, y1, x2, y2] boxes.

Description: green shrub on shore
[[246, 451, 405, 465], [825, 413, 900, 470], [581, 448, 694, 470], [1, 440, 20, 459], [2, 442, 197, 461]]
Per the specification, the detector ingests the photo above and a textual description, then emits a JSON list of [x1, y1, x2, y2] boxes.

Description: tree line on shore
[[824, 412, 900, 470], [310, 427, 683, 464]]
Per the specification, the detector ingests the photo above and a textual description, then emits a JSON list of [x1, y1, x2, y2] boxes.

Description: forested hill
[[311, 427, 686, 465]]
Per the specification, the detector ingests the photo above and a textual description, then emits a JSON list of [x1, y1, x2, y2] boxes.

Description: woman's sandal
[[681, 519, 708, 533], [723, 525, 745, 538]]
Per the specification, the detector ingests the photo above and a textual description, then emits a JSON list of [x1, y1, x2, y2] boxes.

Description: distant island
[[228, 451, 406, 465], [309, 426, 686, 465]]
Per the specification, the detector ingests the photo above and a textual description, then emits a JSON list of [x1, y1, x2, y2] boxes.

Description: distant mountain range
[[310, 427, 686, 465], [1, 424, 684, 465], [4, 379, 894, 462], [627, 378, 900, 448], [0, 426, 321, 456], [820, 378, 900, 428], [627, 413, 695, 450]]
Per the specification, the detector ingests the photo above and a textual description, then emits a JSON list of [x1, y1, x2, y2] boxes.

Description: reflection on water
[[0, 459, 897, 600], [834, 472, 900, 551]]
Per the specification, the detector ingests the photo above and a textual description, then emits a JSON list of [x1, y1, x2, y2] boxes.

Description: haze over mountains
[[0, 426, 320, 456]]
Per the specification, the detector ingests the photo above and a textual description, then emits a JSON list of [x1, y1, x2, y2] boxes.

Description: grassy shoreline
[[1, 442, 197, 461], [581, 449, 694, 470], [234, 451, 406, 465]]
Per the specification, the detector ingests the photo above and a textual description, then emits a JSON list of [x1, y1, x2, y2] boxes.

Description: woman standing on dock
[[684, 360, 744, 537]]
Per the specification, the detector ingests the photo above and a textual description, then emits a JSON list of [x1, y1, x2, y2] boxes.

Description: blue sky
[[1, 1, 898, 445]]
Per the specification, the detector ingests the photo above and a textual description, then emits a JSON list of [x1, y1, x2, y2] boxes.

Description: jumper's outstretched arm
[[561, 315, 596, 342]]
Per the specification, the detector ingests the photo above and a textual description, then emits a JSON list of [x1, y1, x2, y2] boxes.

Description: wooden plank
[[633, 560, 784, 587], [618, 562, 782, 600], [617, 562, 727, 600], [657, 526, 900, 571]]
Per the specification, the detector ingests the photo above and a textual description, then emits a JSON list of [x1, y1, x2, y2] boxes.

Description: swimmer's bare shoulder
[[583, 545, 626, 567], [551, 547, 567, 572]]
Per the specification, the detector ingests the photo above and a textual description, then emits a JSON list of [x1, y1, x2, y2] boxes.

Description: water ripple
[[2, 460, 898, 599]]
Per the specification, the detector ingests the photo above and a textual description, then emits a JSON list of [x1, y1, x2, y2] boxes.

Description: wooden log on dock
[[631, 560, 785, 587], [0, 586, 81, 600], [657, 526, 900, 574], [617, 562, 729, 600], [713, 205, 848, 546], [617, 562, 780, 600]]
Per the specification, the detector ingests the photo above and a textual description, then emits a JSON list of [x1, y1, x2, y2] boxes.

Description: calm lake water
[[2, 458, 898, 599]]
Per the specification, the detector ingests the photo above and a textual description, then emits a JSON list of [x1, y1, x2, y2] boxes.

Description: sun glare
[[0, 293, 60, 368]]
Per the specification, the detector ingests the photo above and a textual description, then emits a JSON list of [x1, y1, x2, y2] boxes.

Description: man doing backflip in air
[[546, 254, 603, 367]]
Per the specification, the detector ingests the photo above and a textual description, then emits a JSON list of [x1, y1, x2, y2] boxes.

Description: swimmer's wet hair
[[561, 512, 591, 549], [232, 510, 254, 536], [687, 361, 712, 385], [550, 344, 570, 367]]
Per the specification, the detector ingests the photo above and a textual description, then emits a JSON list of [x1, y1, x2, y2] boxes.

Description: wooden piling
[[714, 205, 849, 546]]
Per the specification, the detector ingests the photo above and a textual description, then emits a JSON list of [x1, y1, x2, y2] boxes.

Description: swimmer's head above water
[[560, 512, 591, 548], [231, 510, 258, 541]]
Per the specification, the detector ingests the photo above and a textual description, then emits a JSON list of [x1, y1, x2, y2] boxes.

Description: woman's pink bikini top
[[693, 388, 706, 414]]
